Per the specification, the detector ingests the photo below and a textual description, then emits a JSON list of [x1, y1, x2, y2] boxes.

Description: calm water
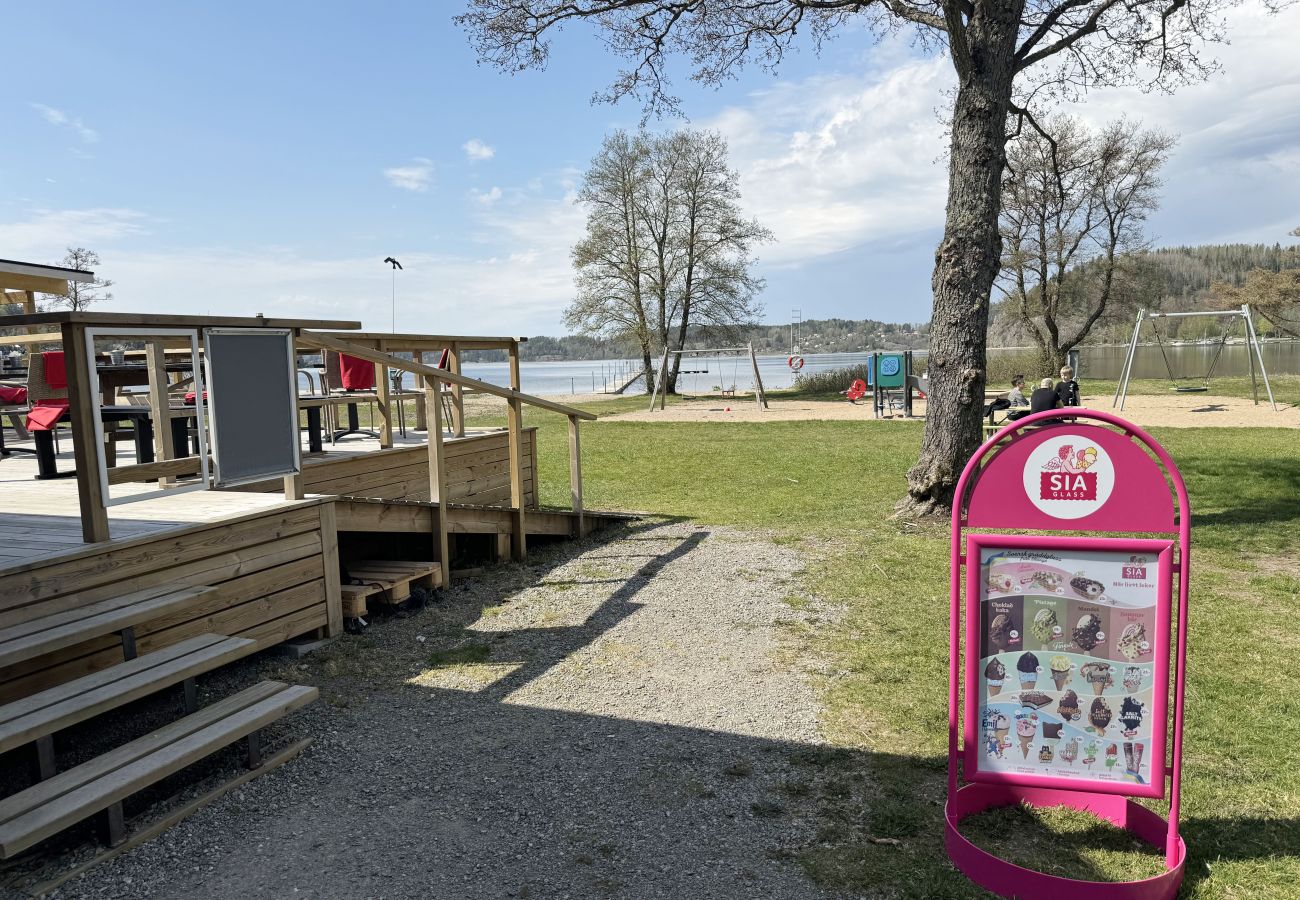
[[395, 342, 1300, 398]]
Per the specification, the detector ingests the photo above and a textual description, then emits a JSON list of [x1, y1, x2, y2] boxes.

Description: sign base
[[944, 782, 1185, 899]]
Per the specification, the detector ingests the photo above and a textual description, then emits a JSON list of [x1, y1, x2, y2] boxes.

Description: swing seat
[[1173, 386, 1208, 393]]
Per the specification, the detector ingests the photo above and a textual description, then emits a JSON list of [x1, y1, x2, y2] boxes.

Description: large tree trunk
[[899, 7, 1022, 517]]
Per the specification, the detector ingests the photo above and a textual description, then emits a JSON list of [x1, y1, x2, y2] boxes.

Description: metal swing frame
[[1113, 304, 1277, 411], [648, 344, 768, 411]]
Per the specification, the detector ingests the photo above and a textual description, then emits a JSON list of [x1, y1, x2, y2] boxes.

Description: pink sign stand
[[946, 409, 1191, 899]]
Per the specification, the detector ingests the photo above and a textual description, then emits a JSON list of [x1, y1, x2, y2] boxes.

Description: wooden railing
[[295, 332, 593, 579]]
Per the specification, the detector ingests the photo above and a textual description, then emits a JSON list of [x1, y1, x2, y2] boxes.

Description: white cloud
[[382, 158, 434, 192], [0, 208, 149, 260], [463, 138, 495, 161], [702, 54, 953, 266], [471, 186, 503, 206], [31, 103, 99, 143]]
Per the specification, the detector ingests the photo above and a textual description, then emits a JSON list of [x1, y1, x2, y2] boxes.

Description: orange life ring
[[788, 355, 805, 371]]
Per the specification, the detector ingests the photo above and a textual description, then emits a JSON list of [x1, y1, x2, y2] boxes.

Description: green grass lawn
[[508, 398, 1299, 898]]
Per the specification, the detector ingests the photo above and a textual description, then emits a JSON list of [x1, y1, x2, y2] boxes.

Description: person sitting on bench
[[983, 375, 1029, 423]]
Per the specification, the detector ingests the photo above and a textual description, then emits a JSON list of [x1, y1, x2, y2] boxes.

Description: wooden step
[[0, 680, 317, 858], [0, 634, 256, 756], [342, 560, 441, 612], [0, 585, 217, 669]]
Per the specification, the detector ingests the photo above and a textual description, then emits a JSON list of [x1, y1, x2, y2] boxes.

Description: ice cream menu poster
[[969, 541, 1170, 797]]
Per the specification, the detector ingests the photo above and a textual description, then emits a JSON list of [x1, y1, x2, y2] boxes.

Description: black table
[[33, 406, 191, 481]]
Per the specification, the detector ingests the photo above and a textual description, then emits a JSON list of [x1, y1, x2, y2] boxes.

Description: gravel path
[[41, 521, 845, 900]]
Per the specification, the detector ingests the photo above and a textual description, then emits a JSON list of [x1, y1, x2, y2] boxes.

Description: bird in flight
[[384, 257, 403, 270]]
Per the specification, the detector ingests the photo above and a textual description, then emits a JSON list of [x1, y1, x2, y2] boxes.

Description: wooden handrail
[[296, 331, 597, 421]]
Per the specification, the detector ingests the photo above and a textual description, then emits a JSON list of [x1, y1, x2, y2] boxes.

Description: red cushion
[[41, 351, 67, 389], [183, 391, 208, 405], [339, 354, 375, 390], [0, 386, 26, 405], [26, 399, 68, 431]]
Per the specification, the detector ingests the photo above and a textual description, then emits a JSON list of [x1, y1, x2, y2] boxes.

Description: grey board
[[203, 328, 301, 487]]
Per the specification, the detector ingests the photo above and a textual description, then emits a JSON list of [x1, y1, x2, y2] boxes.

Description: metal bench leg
[[119, 626, 138, 661], [246, 730, 263, 770], [183, 676, 198, 714], [34, 735, 56, 781], [100, 801, 126, 848]]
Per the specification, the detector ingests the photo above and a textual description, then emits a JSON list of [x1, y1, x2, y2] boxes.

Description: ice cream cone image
[[1019, 735, 1033, 758], [1051, 671, 1068, 690], [1013, 708, 1038, 759], [989, 682, 1002, 696]]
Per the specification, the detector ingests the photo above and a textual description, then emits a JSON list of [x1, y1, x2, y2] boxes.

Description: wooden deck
[[0, 448, 288, 569]]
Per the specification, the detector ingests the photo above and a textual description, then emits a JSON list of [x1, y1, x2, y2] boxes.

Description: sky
[[3, 2, 1299, 336]]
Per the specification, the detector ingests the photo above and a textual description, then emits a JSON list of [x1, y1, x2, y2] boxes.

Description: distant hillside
[[991, 242, 1300, 345], [464, 317, 929, 362]]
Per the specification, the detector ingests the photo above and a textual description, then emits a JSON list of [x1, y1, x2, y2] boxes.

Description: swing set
[[1113, 304, 1277, 411], [647, 344, 769, 411]]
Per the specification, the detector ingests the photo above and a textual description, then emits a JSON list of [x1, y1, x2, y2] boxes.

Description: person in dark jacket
[[1030, 377, 1061, 413], [1056, 365, 1080, 407]]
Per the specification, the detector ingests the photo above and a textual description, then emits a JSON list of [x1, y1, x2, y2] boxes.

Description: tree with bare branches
[[1000, 117, 1174, 376], [41, 247, 113, 312], [567, 129, 769, 395], [459, 0, 1268, 515]]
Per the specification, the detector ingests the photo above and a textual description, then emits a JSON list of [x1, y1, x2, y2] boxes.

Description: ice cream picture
[[987, 572, 1014, 594], [1118, 697, 1145, 738], [1049, 655, 1073, 690], [1105, 743, 1119, 770], [1080, 661, 1114, 695], [1123, 666, 1143, 693], [1118, 622, 1149, 660], [993, 712, 1010, 745], [1041, 722, 1063, 740], [1031, 608, 1058, 644], [1015, 708, 1038, 758], [990, 613, 1013, 653], [1017, 652, 1040, 689], [1083, 740, 1098, 769], [1089, 697, 1112, 734], [1059, 737, 1080, 765], [1018, 691, 1052, 709], [1032, 571, 1062, 592], [1073, 613, 1103, 652], [985, 658, 1006, 695], [1070, 575, 1105, 601], [1057, 689, 1081, 721], [1038, 744, 1054, 763]]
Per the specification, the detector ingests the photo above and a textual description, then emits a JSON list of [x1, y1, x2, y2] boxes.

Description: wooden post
[[145, 340, 175, 487], [425, 378, 451, 586], [412, 350, 427, 431], [507, 396, 526, 561], [748, 343, 767, 410], [374, 354, 392, 449], [450, 342, 465, 437], [568, 415, 584, 538], [283, 472, 305, 500], [62, 323, 110, 542], [318, 502, 342, 637]]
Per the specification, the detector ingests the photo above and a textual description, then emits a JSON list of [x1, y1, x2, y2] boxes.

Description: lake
[[397, 342, 1300, 398]]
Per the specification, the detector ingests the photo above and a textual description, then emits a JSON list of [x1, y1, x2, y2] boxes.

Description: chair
[[25, 352, 70, 443], [322, 351, 380, 442]]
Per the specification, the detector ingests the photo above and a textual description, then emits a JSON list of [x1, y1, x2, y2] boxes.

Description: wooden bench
[[0, 680, 317, 857], [0, 585, 216, 670], [0, 634, 255, 778]]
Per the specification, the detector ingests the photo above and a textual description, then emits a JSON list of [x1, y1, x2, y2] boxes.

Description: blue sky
[[3, 2, 1299, 335]]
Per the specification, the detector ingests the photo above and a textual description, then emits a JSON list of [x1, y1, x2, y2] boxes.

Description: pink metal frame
[[946, 409, 1192, 899], [963, 533, 1173, 799]]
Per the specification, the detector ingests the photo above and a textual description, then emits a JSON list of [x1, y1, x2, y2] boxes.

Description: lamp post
[[383, 256, 402, 331]]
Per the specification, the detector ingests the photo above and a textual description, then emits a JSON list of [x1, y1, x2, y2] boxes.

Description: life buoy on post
[[787, 355, 805, 371]]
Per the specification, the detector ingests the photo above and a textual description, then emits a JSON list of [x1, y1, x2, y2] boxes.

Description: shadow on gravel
[[4, 521, 1244, 900]]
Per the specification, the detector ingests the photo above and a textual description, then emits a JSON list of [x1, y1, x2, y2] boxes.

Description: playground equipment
[[1113, 305, 1276, 411], [648, 344, 768, 411], [866, 350, 928, 418]]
